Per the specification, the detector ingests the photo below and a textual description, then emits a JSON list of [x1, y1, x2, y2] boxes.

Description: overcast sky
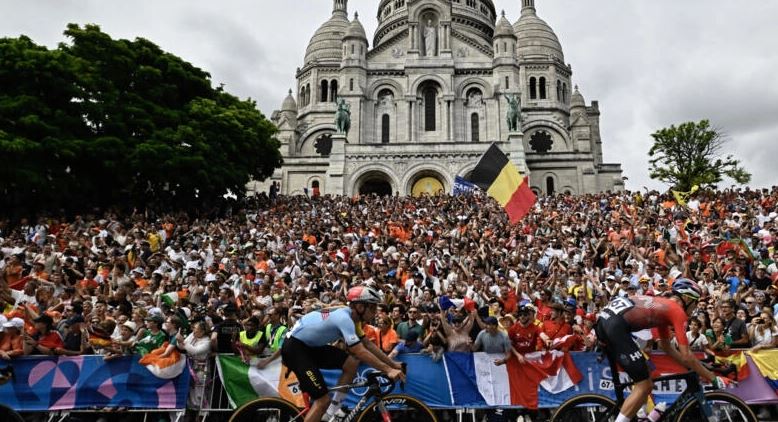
[[2, 0, 776, 192]]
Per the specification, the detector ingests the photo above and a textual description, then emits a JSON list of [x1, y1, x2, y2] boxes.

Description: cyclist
[[281, 285, 405, 422], [595, 278, 729, 422]]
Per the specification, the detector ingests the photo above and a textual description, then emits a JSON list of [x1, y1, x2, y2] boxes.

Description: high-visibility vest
[[239, 330, 263, 348], [264, 323, 287, 352]]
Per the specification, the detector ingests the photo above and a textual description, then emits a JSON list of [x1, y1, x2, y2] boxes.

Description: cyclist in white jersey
[[281, 286, 405, 422]]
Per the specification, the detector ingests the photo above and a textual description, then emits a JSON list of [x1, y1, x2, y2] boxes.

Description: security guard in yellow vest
[[237, 316, 264, 361], [256, 308, 287, 369]]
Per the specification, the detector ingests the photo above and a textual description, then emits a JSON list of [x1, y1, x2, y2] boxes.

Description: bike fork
[[375, 402, 391, 422], [695, 390, 714, 421]]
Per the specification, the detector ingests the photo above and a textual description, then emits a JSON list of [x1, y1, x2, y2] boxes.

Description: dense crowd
[[1, 188, 778, 407]]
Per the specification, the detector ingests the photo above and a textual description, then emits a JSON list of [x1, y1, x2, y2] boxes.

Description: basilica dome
[[513, 3, 565, 62], [304, 9, 350, 65]]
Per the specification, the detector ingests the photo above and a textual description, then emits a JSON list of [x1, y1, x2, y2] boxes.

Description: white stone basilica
[[267, 0, 623, 196]]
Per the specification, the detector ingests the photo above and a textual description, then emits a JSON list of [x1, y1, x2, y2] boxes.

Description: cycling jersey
[[596, 295, 690, 383], [619, 296, 689, 346], [287, 307, 364, 347]]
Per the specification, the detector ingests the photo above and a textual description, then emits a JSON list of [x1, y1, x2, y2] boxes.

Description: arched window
[[320, 80, 329, 102], [330, 80, 338, 102], [562, 83, 568, 103], [471, 113, 479, 142], [381, 114, 390, 143], [546, 176, 555, 195], [505, 76, 510, 90], [529, 77, 537, 99], [424, 87, 436, 131], [351, 44, 355, 54], [349, 78, 354, 91], [502, 42, 507, 53], [539, 77, 547, 99], [556, 80, 562, 101], [300, 87, 305, 106], [311, 180, 320, 198], [306, 84, 311, 106]]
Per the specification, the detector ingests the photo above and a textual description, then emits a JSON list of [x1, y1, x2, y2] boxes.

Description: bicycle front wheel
[[677, 391, 757, 422], [356, 394, 438, 422], [550, 393, 618, 422], [229, 397, 304, 422]]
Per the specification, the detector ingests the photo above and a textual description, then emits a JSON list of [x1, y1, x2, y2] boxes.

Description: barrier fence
[[1, 349, 776, 417]]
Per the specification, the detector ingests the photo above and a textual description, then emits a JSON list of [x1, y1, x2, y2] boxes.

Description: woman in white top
[[183, 322, 213, 411], [749, 312, 778, 352], [684, 317, 710, 353]]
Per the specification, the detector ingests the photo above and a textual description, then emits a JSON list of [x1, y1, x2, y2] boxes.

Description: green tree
[[0, 24, 281, 215], [648, 119, 751, 192]]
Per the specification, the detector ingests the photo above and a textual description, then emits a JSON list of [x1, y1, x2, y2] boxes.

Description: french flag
[[444, 351, 582, 409]]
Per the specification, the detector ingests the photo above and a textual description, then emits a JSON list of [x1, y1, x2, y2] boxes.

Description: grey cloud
[[1, 0, 776, 190]]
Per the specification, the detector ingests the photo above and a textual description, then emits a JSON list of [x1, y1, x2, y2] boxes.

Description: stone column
[[408, 100, 414, 143], [325, 133, 348, 194], [507, 131, 529, 176], [445, 100, 451, 141]]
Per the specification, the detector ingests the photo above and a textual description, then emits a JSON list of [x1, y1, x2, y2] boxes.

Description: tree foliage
[[0, 24, 281, 216], [648, 119, 751, 192]]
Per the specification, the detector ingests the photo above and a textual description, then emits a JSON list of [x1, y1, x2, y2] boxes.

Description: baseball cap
[[2, 317, 25, 331], [484, 316, 499, 325]]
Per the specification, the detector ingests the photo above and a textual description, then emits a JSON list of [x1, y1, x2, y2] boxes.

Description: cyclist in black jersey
[[595, 279, 728, 422]]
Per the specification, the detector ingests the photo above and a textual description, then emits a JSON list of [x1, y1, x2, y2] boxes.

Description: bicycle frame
[[282, 372, 396, 422], [606, 357, 713, 420]]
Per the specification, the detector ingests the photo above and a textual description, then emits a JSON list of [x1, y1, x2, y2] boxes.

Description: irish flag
[[445, 351, 582, 409], [216, 355, 305, 408]]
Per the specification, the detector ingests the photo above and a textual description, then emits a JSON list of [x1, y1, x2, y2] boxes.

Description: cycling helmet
[[347, 286, 382, 305], [671, 278, 702, 302]]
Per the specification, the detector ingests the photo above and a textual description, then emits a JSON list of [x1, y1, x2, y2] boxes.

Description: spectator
[[57, 314, 90, 356], [388, 330, 423, 359], [396, 306, 425, 340], [375, 315, 398, 354], [211, 304, 242, 353], [472, 317, 512, 365], [749, 312, 778, 352], [25, 314, 64, 355], [539, 303, 572, 350], [508, 305, 539, 363], [258, 306, 287, 367], [135, 315, 167, 356], [0, 317, 24, 359], [184, 321, 212, 409], [706, 317, 733, 353], [236, 316, 263, 363], [439, 309, 474, 353], [105, 321, 137, 359]]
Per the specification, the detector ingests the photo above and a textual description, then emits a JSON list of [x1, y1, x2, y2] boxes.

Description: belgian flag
[[467, 143, 536, 224]]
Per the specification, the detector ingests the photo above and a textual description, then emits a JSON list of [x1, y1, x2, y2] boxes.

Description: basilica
[[267, 0, 623, 197]]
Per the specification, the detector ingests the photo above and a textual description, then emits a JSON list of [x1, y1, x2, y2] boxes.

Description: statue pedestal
[[325, 133, 347, 195], [507, 131, 529, 177]]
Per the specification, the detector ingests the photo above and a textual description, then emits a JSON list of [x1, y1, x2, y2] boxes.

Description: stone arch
[[298, 124, 336, 154], [522, 121, 572, 151], [347, 164, 401, 196], [455, 77, 493, 99], [561, 185, 576, 195], [367, 79, 404, 99], [541, 172, 559, 195], [306, 176, 324, 196], [413, 3, 445, 23], [457, 162, 478, 180], [410, 74, 451, 97], [402, 162, 453, 196]]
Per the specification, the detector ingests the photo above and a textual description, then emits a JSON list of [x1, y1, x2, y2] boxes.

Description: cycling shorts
[[281, 336, 349, 400], [595, 311, 650, 383]]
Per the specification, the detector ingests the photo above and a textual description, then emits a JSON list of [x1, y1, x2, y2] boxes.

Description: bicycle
[[229, 364, 437, 422], [550, 352, 756, 422]]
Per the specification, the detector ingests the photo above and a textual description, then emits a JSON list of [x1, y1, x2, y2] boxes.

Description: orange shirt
[[377, 328, 398, 354], [0, 333, 24, 357]]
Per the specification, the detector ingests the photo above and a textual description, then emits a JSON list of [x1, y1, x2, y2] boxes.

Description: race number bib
[[603, 297, 634, 315]]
